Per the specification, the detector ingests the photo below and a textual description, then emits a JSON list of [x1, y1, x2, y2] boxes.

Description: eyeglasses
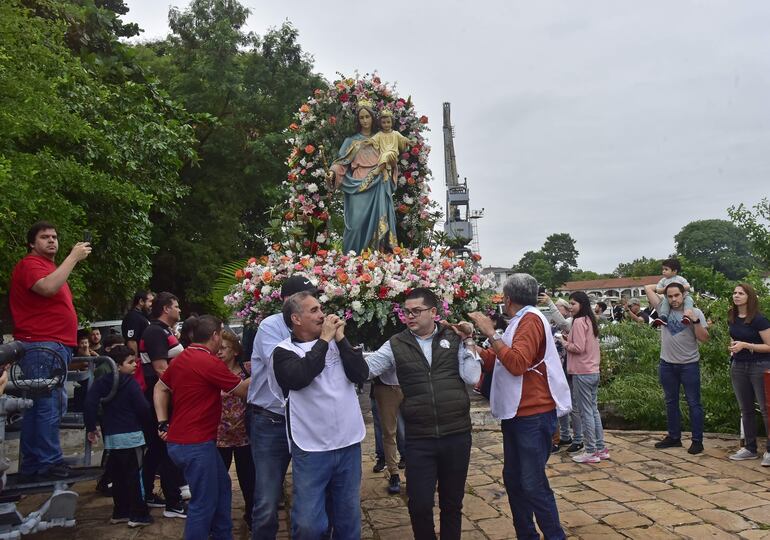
[[402, 307, 431, 318]]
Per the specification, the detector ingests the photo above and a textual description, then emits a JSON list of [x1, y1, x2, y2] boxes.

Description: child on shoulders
[[652, 258, 695, 326]]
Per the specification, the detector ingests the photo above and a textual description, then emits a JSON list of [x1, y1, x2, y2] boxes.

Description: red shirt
[[10, 254, 78, 346], [161, 345, 242, 444]]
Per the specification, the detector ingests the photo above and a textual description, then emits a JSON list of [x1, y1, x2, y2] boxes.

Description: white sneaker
[[571, 451, 600, 464], [180, 485, 191, 500], [762, 452, 770, 467], [729, 447, 758, 461]]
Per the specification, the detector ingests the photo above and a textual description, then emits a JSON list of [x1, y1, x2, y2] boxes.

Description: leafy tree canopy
[[728, 198, 770, 268], [513, 233, 579, 290], [674, 219, 757, 280], [613, 256, 662, 278], [132, 0, 325, 313]]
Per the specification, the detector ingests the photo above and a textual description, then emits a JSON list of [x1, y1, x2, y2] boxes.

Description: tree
[[674, 220, 757, 280], [513, 233, 579, 290], [728, 198, 770, 268], [571, 270, 604, 281], [542, 233, 579, 287], [613, 257, 662, 278], [133, 0, 324, 312], [0, 0, 196, 323]]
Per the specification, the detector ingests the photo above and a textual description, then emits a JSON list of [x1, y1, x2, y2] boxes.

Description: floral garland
[[224, 246, 499, 347], [276, 73, 441, 253]]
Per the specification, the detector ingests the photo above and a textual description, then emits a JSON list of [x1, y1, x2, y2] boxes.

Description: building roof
[[558, 275, 660, 291], [482, 266, 513, 273]]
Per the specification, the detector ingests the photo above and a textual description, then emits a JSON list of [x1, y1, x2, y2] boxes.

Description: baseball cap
[[281, 275, 318, 298]]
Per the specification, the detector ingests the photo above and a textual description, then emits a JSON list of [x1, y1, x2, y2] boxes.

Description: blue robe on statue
[[330, 133, 398, 254]]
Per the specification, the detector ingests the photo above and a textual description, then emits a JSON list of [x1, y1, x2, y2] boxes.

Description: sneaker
[[372, 458, 386, 473], [761, 452, 770, 467], [163, 504, 187, 519], [128, 516, 153, 528], [110, 516, 129, 524], [398, 457, 406, 470], [654, 436, 682, 449], [566, 442, 584, 455], [572, 451, 600, 464], [595, 448, 611, 460], [550, 444, 560, 454], [729, 447, 758, 461], [652, 318, 668, 328], [387, 474, 401, 495], [145, 493, 167, 508], [558, 437, 573, 447], [688, 441, 704, 455], [180, 484, 191, 500], [681, 316, 692, 326]]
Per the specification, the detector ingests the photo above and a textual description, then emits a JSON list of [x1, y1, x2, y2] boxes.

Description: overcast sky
[[123, 0, 770, 273]]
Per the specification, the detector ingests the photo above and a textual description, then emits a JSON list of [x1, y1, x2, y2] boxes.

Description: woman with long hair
[[216, 331, 255, 528], [727, 283, 770, 466], [559, 292, 607, 463]]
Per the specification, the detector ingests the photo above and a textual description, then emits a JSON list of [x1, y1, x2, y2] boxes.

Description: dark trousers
[[501, 410, 565, 540], [107, 446, 149, 520], [731, 359, 770, 452], [142, 390, 183, 506], [659, 360, 704, 442], [218, 445, 255, 526], [405, 431, 471, 540]]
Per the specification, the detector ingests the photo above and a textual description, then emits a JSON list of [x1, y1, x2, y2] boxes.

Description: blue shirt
[[247, 313, 290, 415]]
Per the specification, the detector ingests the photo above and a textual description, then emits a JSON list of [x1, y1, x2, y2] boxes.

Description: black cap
[[281, 275, 318, 299]]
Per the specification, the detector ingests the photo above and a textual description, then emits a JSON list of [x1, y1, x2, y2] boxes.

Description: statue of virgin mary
[[327, 100, 398, 254]]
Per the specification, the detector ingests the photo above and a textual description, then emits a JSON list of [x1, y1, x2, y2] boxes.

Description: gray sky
[[123, 0, 770, 273]]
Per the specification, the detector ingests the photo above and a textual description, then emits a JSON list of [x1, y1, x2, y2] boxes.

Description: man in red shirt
[[10, 221, 91, 480], [154, 315, 250, 540]]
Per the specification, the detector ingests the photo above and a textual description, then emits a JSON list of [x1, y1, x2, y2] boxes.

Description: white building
[[557, 276, 660, 299]]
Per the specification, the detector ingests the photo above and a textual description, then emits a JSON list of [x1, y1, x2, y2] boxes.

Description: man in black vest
[[366, 288, 481, 540]]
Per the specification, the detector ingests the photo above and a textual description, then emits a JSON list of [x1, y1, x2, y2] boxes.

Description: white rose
[[318, 294, 329, 303], [307, 184, 319, 193], [352, 300, 363, 313]]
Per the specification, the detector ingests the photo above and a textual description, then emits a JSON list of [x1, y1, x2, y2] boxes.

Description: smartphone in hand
[[83, 230, 93, 244]]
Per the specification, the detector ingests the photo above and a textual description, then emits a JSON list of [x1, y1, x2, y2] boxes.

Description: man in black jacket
[[366, 288, 481, 540]]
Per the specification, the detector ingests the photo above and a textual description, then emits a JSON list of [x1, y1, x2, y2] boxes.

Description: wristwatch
[[157, 420, 169, 433]]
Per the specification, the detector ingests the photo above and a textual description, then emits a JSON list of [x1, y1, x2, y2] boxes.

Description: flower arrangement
[[273, 73, 442, 253], [224, 246, 498, 348]]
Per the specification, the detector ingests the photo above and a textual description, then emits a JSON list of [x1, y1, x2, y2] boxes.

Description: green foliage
[[514, 233, 579, 290], [599, 291, 770, 433], [0, 0, 196, 321], [674, 219, 757, 280], [134, 0, 324, 312], [613, 256, 662, 278], [570, 269, 605, 281], [679, 257, 732, 298], [728, 198, 770, 268]]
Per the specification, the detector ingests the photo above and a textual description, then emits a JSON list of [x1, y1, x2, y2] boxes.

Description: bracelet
[[157, 420, 169, 433]]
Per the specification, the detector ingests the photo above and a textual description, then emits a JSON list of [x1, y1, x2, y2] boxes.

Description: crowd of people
[[6, 221, 770, 540]]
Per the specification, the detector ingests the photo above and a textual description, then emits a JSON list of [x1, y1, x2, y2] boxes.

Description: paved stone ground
[[14, 401, 770, 539]]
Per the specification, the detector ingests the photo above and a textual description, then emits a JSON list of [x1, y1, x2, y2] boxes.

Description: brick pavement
[[15, 412, 770, 539]]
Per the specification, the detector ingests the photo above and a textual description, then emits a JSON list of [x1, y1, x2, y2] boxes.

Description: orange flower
[[367, 261, 376, 270], [304, 144, 315, 155], [441, 260, 452, 270], [492, 293, 503, 303], [247, 257, 257, 264], [336, 271, 349, 284], [329, 115, 337, 125], [284, 211, 294, 220], [301, 257, 312, 268], [392, 246, 403, 256], [260, 256, 268, 264], [360, 273, 372, 283], [422, 247, 433, 257], [471, 253, 482, 262], [316, 249, 328, 258], [289, 123, 299, 131], [262, 271, 273, 283], [234, 269, 245, 280], [456, 260, 466, 268], [299, 104, 311, 113], [419, 115, 429, 124]]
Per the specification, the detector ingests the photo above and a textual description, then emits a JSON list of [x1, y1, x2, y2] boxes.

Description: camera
[[0, 341, 24, 367], [538, 285, 546, 295]]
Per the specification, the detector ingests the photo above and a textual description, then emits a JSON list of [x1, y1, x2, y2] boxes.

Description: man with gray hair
[[469, 273, 571, 540], [271, 291, 369, 539]]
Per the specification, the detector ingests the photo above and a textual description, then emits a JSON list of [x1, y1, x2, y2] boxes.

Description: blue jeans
[[371, 397, 405, 461], [572, 373, 605, 453], [501, 410, 565, 540], [565, 375, 583, 444], [291, 442, 361, 540], [168, 441, 232, 540], [19, 341, 71, 475], [249, 409, 291, 540], [659, 360, 704, 442]]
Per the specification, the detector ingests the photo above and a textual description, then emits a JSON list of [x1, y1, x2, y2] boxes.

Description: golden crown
[[357, 97, 374, 110], [379, 107, 394, 118]]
